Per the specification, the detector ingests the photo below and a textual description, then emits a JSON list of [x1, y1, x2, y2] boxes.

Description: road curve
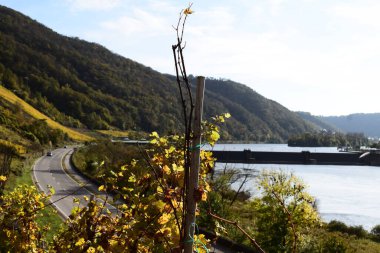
[[32, 148, 240, 253], [33, 147, 115, 219]]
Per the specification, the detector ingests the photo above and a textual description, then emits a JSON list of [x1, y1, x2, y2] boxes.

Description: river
[[208, 144, 380, 230]]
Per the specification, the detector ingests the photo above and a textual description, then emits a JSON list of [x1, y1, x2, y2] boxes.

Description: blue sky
[[1, 0, 380, 116]]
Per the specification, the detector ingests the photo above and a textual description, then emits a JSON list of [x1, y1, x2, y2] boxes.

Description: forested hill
[[0, 5, 315, 142], [189, 77, 315, 141]]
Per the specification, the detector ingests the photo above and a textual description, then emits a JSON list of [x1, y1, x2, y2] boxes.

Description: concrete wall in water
[[212, 150, 380, 166]]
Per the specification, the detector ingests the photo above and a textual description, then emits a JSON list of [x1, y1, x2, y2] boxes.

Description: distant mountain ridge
[[0, 5, 316, 142], [296, 112, 339, 132], [320, 113, 380, 138], [297, 112, 380, 138]]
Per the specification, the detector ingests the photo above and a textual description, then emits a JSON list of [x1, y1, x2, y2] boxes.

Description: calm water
[[210, 144, 380, 230]]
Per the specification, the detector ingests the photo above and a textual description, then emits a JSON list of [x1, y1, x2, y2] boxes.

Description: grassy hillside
[[0, 85, 92, 141], [0, 5, 316, 142]]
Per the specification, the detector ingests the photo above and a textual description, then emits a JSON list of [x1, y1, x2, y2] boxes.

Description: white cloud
[[79, 0, 380, 115], [268, 0, 287, 15], [65, 0, 121, 11], [147, 1, 178, 14], [101, 9, 169, 36], [329, 1, 380, 28]]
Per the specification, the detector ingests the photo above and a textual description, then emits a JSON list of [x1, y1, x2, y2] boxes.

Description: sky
[[1, 0, 380, 116]]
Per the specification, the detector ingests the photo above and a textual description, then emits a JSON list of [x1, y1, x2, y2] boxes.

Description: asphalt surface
[[32, 147, 236, 253], [33, 147, 116, 219]]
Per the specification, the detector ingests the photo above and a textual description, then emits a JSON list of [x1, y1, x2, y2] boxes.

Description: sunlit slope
[[0, 85, 93, 141], [97, 130, 130, 137]]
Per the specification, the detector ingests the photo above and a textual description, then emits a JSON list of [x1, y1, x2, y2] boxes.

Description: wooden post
[[183, 76, 205, 253]]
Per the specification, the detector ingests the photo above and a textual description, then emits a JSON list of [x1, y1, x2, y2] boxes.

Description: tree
[[252, 170, 320, 253], [371, 224, 380, 242], [0, 140, 24, 192]]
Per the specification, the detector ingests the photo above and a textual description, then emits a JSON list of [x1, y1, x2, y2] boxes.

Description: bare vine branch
[[172, 3, 195, 244]]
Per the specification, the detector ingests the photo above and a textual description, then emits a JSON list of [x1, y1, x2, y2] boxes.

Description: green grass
[[36, 205, 63, 242]]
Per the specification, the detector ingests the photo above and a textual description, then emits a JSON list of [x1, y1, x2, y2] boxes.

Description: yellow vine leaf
[[172, 163, 184, 172], [201, 191, 207, 201], [47, 184, 55, 194], [194, 234, 210, 253], [34, 194, 41, 201], [151, 131, 159, 138], [98, 185, 105, 191], [122, 187, 134, 192], [159, 137, 168, 145], [158, 213, 171, 224], [157, 186, 163, 193], [168, 146, 175, 153], [109, 239, 118, 246], [75, 237, 85, 246], [205, 182, 211, 192], [86, 247, 96, 253], [0, 175, 6, 181], [128, 174, 136, 183], [184, 7, 194, 15], [210, 130, 220, 142], [163, 165, 170, 174]]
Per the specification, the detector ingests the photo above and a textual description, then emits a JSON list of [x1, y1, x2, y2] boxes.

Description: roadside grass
[[0, 85, 93, 142], [96, 129, 148, 139], [97, 129, 130, 137], [5, 155, 63, 242]]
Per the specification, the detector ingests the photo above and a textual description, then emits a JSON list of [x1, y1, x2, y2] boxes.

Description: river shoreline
[[211, 144, 380, 230]]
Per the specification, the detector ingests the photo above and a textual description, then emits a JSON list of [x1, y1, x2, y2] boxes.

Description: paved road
[[33, 148, 237, 253], [33, 147, 115, 219]]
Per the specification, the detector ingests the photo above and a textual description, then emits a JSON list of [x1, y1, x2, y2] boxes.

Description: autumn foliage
[[0, 113, 230, 252], [0, 185, 52, 252]]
